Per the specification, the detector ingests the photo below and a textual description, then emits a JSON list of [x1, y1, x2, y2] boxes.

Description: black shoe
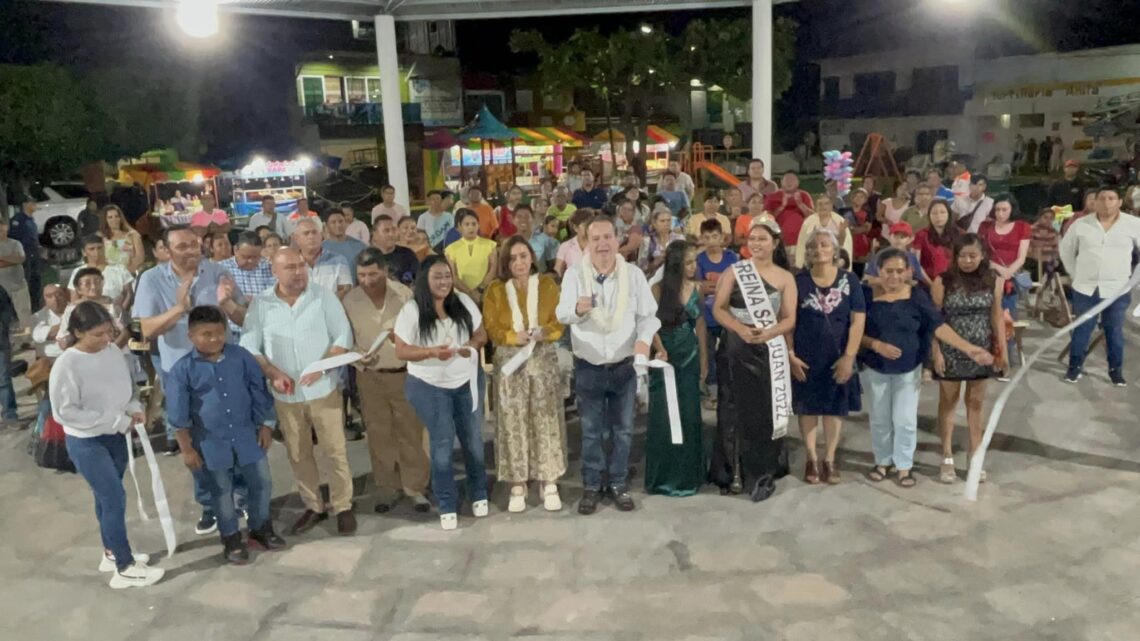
[[750, 475, 776, 503], [609, 486, 635, 512], [163, 440, 180, 457], [1063, 366, 1082, 383], [1109, 368, 1127, 387], [248, 525, 287, 551], [289, 509, 329, 535], [272, 430, 284, 443], [221, 532, 249, 565], [195, 511, 218, 535], [578, 490, 601, 515]]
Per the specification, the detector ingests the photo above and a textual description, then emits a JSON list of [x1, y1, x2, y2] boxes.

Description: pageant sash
[[730, 260, 792, 439], [647, 359, 683, 445], [125, 423, 177, 558]]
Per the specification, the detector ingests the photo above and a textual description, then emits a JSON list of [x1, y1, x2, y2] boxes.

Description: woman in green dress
[[646, 240, 708, 496]]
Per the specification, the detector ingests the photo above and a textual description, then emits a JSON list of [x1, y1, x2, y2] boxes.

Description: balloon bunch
[[823, 150, 854, 195]]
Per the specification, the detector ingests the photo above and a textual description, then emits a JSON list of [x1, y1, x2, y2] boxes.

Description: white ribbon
[[731, 259, 792, 439], [125, 423, 177, 558], [502, 276, 541, 377], [578, 254, 630, 331], [966, 267, 1140, 501], [501, 342, 535, 377], [452, 344, 480, 413], [647, 359, 683, 444]]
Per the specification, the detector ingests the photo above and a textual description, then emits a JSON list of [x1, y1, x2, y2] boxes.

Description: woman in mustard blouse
[[445, 209, 498, 304], [482, 235, 567, 513]]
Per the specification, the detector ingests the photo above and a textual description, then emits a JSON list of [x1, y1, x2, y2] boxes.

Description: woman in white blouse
[[49, 301, 164, 589], [394, 255, 490, 530]]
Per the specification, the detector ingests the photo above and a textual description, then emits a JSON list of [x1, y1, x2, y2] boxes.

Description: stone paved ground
[[1, 321, 1138, 641]]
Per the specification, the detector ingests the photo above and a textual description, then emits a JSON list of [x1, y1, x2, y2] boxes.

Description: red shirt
[[978, 220, 1031, 268], [847, 208, 873, 260], [497, 205, 518, 239], [764, 190, 813, 246], [914, 228, 953, 280]]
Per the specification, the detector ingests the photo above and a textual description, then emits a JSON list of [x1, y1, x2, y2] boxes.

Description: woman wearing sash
[[788, 228, 865, 485], [482, 236, 567, 513], [710, 220, 798, 501], [646, 240, 707, 496]]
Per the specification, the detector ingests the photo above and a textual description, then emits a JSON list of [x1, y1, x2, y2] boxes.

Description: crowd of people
[[7, 154, 1139, 591]]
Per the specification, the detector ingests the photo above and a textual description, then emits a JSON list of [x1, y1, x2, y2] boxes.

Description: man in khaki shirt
[[342, 248, 431, 512]]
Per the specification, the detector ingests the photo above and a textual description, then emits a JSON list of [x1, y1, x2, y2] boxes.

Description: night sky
[[2, 0, 1138, 163]]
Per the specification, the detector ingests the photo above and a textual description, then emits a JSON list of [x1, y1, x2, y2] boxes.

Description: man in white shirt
[[668, 159, 695, 201], [952, 174, 994, 233], [556, 215, 660, 515], [418, 190, 455, 252], [1059, 186, 1140, 387], [370, 185, 408, 226], [292, 218, 352, 298], [31, 283, 67, 356], [247, 195, 287, 238], [241, 247, 357, 535]]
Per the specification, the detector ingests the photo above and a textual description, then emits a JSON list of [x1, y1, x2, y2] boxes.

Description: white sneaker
[[440, 513, 458, 530], [99, 551, 150, 573], [472, 500, 489, 518], [543, 484, 562, 512], [507, 488, 526, 513], [109, 562, 165, 589]]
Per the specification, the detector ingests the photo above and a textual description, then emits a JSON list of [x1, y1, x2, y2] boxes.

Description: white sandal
[[542, 484, 562, 511], [440, 513, 458, 530], [508, 486, 526, 513], [472, 500, 489, 518]]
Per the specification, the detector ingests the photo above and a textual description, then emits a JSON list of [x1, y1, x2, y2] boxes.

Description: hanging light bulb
[[177, 0, 219, 38]]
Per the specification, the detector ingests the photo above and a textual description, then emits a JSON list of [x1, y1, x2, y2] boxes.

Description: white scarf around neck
[[578, 253, 630, 331], [505, 274, 539, 334]]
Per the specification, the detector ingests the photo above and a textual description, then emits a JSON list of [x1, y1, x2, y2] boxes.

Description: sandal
[[822, 460, 840, 484], [804, 460, 820, 485], [866, 465, 889, 482], [896, 471, 916, 488], [939, 457, 956, 484]]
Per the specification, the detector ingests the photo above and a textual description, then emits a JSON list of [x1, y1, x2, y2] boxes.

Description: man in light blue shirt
[[134, 225, 248, 534], [322, 209, 368, 284], [656, 170, 691, 217], [240, 247, 358, 536]]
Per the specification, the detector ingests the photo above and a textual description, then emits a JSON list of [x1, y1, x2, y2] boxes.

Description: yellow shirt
[[445, 236, 497, 290], [482, 275, 564, 346]]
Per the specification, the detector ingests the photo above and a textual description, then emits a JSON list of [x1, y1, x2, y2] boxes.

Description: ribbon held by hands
[[646, 359, 683, 445], [125, 422, 177, 557]]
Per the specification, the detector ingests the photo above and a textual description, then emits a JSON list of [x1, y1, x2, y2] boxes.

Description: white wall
[[818, 44, 974, 98]]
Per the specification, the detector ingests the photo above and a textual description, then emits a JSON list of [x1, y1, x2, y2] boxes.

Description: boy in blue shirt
[[169, 306, 284, 564], [695, 219, 739, 406], [864, 222, 931, 289]]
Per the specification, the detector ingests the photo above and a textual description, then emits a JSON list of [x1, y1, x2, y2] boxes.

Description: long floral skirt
[[492, 341, 568, 482]]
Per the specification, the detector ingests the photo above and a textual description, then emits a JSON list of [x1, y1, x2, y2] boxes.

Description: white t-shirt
[[417, 211, 455, 249], [393, 292, 482, 389], [68, 264, 135, 301], [0, 238, 26, 293], [371, 202, 409, 225]]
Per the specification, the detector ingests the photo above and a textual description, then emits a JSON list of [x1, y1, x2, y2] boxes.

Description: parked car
[[28, 181, 89, 266]]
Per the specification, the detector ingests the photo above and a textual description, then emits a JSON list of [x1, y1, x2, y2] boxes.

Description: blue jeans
[[574, 358, 637, 491], [863, 366, 922, 472], [1069, 288, 1131, 371], [405, 374, 488, 515], [1001, 290, 1019, 366], [66, 434, 133, 570], [202, 456, 272, 537], [0, 349, 17, 420], [162, 369, 246, 511]]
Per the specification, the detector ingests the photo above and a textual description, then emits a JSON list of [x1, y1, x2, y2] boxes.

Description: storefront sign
[[409, 78, 463, 127]]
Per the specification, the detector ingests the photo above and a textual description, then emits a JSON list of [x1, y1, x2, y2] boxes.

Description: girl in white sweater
[[49, 301, 164, 589]]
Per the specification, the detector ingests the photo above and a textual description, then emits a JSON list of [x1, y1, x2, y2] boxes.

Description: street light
[[639, 24, 652, 34], [176, 0, 219, 38]]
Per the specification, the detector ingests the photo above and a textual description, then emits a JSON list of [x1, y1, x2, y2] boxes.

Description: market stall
[[117, 153, 222, 229], [223, 158, 311, 219], [590, 125, 681, 179]]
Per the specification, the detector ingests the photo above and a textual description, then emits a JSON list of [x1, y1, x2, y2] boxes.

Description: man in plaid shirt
[[218, 232, 276, 337]]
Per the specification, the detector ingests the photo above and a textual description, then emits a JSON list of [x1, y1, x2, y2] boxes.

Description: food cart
[[590, 125, 680, 180], [225, 158, 311, 219], [117, 152, 222, 229]]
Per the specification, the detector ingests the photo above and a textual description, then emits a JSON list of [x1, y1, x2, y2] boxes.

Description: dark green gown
[[645, 289, 705, 496]]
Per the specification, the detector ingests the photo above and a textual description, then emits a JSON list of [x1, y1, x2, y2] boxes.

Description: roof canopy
[[457, 106, 517, 142], [52, 0, 771, 21]]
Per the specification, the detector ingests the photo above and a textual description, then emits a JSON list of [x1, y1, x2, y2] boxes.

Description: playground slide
[[693, 161, 741, 189]]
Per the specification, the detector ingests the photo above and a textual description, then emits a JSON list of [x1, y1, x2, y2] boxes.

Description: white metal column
[[751, 0, 773, 171], [375, 14, 409, 207]]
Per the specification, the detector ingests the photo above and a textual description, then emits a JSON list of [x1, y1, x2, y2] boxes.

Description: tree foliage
[[0, 63, 110, 183], [510, 17, 796, 176], [86, 67, 202, 161]]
